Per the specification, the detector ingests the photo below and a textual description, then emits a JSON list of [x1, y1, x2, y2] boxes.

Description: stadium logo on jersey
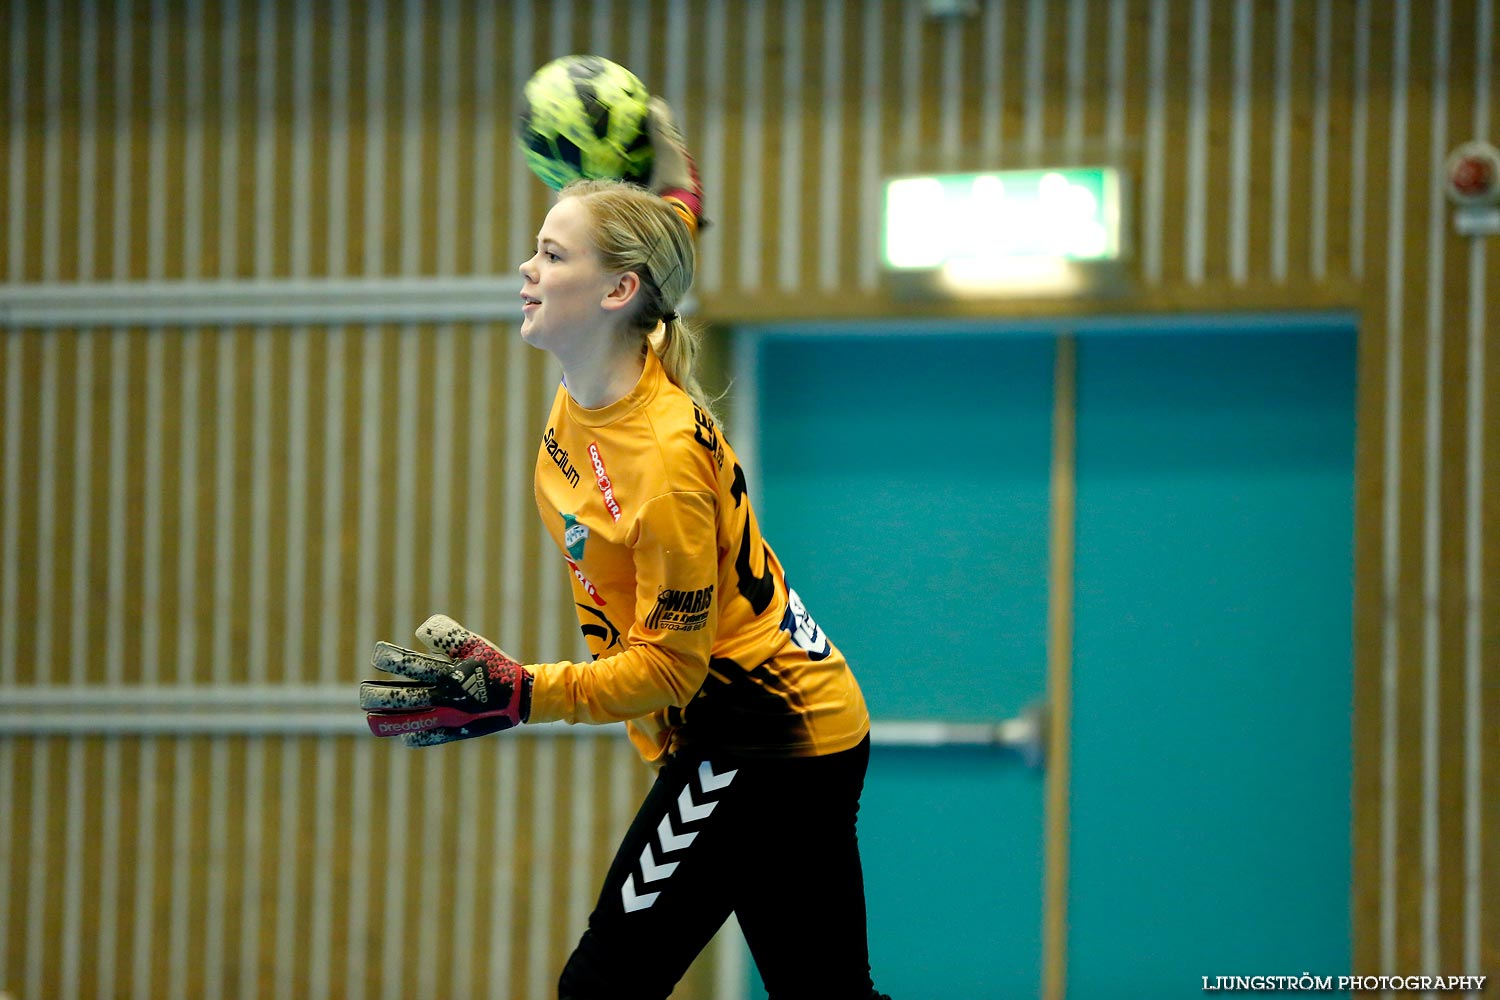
[[588, 441, 622, 521], [780, 586, 831, 661], [545, 428, 581, 488], [561, 512, 589, 560], [646, 584, 714, 631]]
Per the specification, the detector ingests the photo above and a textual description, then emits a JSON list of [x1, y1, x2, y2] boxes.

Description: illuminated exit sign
[[883, 168, 1125, 271]]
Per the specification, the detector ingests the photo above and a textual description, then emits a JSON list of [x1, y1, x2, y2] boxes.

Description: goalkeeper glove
[[644, 97, 706, 232], [360, 614, 533, 747]]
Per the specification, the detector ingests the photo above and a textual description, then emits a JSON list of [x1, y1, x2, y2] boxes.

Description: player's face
[[517, 198, 618, 354]]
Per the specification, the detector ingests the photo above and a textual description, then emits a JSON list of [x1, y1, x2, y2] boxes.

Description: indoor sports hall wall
[[1, 1, 1496, 998]]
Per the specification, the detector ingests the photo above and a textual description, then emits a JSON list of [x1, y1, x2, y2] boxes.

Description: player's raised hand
[[360, 614, 533, 747], [644, 97, 706, 232]]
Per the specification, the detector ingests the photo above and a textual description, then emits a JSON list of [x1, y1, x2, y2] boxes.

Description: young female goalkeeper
[[359, 101, 890, 1000]]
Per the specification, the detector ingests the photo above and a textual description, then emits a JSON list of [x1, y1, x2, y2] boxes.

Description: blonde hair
[[558, 179, 715, 419]]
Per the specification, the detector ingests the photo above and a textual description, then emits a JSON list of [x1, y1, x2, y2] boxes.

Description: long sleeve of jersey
[[526, 348, 870, 764], [529, 490, 718, 725]]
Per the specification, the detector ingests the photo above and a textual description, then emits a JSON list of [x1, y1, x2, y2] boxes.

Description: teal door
[[749, 330, 1056, 998], [1067, 325, 1355, 995], [741, 316, 1354, 998]]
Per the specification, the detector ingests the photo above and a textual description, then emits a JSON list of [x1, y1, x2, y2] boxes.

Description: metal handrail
[[0, 276, 527, 327], [0, 684, 1047, 762]]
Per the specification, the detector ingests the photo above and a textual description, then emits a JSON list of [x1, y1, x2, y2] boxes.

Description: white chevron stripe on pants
[[559, 736, 877, 1000]]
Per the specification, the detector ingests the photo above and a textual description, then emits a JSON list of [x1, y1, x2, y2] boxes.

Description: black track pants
[[558, 734, 876, 1000]]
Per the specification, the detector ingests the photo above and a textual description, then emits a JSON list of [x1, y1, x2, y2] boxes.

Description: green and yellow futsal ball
[[517, 55, 654, 191]]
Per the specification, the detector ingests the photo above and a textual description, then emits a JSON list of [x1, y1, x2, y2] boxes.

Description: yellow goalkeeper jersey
[[527, 347, 871, 764]]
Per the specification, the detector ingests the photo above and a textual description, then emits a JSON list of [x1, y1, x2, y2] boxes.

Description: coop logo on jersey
[[545, 428, 581, 488], [588, 441, 622, 522], [646, 584, 714, 632], [560, 512, 589, 560]]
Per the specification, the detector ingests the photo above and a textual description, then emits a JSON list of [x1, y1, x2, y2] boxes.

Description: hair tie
[[663, 310, 680, 323]]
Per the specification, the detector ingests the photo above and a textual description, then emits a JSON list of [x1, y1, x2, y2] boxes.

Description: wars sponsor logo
[[588, 441, 622, 522], [545, 428, 581, 488], [646, 584, 714, 631], [692, 405, 725, 470]]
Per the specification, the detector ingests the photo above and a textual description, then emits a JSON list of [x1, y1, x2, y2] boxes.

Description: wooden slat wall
[[1, 1, 1497, 997], [1, 734, 653, 1000]]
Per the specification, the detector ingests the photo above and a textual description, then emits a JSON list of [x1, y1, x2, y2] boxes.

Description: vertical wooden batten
[[1043, 334, 1077, 1000]]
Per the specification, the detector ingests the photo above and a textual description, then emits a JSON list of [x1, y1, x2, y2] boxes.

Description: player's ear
[[601, 270, 642, 313]]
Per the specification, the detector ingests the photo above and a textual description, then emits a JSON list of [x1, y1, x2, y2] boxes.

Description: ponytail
[[650, 315, 718, 423]]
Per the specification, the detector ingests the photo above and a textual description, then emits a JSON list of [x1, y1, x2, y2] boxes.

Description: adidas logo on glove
[[460, 666, 488, 704], [361, 614, 534, 747]]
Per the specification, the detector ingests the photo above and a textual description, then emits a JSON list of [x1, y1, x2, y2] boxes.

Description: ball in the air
[[516, 55, 654, 191]]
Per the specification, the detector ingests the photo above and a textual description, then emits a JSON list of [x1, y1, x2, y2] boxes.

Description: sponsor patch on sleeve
[[645, 584, 714, 632]]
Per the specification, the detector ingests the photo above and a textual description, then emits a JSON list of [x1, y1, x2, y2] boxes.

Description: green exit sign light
[[883, 168, 1125, 272]]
